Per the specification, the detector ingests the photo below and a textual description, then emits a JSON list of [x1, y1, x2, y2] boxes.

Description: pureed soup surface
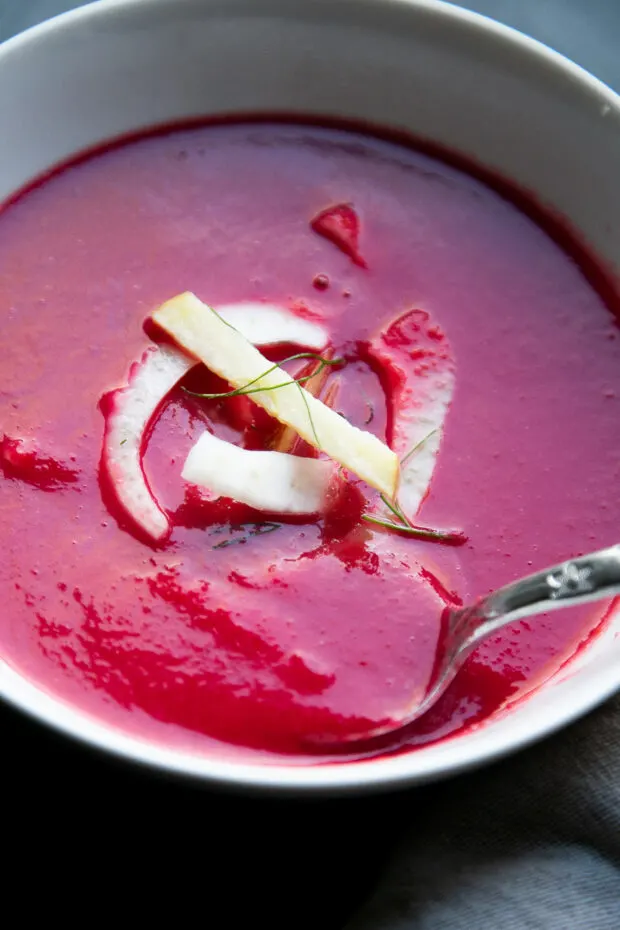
[[1, 122, 619, 764]]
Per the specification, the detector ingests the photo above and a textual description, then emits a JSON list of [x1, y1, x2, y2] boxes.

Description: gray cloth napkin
[[2, 3, 620, 929], [348, 695, 620, 929]]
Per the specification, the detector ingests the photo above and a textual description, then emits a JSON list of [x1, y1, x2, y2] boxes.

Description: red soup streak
[[311, 202, 367, 268], [0, 121, 619, 764]]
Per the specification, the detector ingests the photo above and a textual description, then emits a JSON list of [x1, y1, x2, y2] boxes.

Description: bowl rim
[[1, 0, 620, 794]]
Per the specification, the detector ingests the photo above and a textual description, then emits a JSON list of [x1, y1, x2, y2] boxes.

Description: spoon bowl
[[342, 545, 620, 743]]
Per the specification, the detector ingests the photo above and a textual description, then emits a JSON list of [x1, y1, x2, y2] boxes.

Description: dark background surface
[[1, 2, 619, 927]]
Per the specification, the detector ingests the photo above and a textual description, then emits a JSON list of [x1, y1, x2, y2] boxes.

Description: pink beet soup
[[0, 121, 618, 764]]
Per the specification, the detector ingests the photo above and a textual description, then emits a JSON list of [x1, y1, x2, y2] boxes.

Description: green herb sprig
[[361, 430, 465, 544], [362, 507, 464, 545], [183, 352, 342, 401], [183, 352, 342, 448]]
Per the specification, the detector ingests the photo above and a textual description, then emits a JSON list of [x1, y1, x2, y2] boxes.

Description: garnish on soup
[[152, 292, 400, 498]]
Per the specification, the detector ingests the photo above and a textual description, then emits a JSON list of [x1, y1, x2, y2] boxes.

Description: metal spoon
[[353, 544, 620, 742]]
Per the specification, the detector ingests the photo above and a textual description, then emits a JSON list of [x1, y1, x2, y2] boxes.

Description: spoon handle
[[464, 544, 620, 650]]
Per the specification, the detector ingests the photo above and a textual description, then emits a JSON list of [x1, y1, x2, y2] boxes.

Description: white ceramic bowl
[[1, 0, 619, 794]]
